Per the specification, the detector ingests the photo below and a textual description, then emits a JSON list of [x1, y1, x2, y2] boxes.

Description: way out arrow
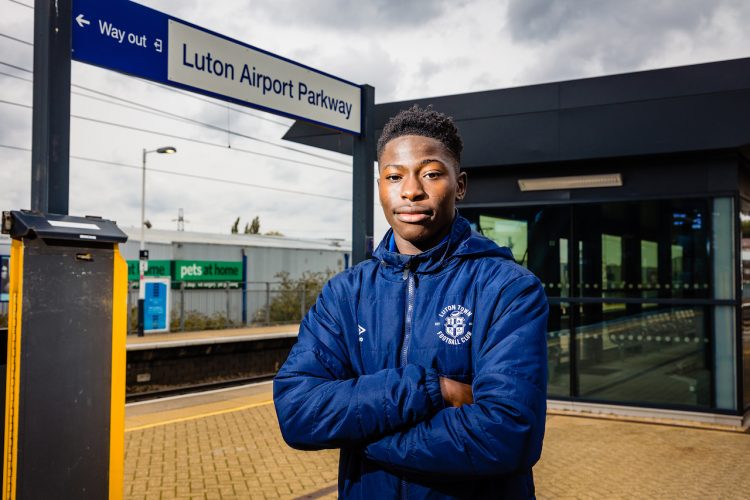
[[75, 14, 90, 28]]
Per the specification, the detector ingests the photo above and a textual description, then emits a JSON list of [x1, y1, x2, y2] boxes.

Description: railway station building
[[284, 57, 750, 426]]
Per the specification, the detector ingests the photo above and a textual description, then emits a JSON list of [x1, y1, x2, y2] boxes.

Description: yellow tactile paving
[[125, 383, 275, 430], [124, 384, 338, 500], [124, 384, 750, 499]]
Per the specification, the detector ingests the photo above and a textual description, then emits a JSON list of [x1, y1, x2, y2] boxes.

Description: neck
[[393, 224, 453, 255]]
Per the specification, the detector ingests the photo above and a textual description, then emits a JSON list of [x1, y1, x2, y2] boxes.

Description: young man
[[274, 106, 548, 499]]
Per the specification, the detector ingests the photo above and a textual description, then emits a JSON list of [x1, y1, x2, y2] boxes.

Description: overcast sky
[[1, 0, 749, 242]]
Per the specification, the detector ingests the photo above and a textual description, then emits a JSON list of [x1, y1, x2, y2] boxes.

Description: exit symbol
[[75, 14, 90, 28]]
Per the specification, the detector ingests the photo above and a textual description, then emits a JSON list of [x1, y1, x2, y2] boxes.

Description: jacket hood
[[372, 214, 515, 275]]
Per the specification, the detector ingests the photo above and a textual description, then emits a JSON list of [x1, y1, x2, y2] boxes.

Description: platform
[[124, 382, 750, 499], [126, 324, 300, 350]]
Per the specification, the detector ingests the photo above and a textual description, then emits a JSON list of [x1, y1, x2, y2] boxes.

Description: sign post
[[31, 0, 72, 214], [352, 86, 375, 263]]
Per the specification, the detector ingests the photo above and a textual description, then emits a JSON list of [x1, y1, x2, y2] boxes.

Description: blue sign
[[1, 255, 9, 302], [71, 0, 361, 134], [143, 280, 169, 332]]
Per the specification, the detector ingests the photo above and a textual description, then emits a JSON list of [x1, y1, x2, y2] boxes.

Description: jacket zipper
[[399, 263, 415, 499], [400, 263, 415, 367]]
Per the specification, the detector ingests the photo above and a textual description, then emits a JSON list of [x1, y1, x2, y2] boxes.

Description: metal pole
[[179, 281, 185, 332], [137, 149, 147, 336], [265, 282, 271, 325], [31, 0, 72, 214], [226, 286, 231, 326], [351, 85, 376, 264], [241, 251, 247, 325]]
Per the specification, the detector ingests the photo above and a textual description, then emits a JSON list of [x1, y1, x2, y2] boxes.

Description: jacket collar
[[373, 214, 473, 276]]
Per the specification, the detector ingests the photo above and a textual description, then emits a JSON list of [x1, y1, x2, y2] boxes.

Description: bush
[[171, 310, 234, 331], [254, 270, 334, 324], [128, 305, 233, 333]]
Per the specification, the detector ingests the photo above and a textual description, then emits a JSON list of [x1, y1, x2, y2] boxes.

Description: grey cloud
[[505, 0, 748, 83], [506, 0, 715, 43], [253, 0, 452, 31], [291, 42, 402, 101]]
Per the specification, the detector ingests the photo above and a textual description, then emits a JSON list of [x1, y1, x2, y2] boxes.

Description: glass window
[[575, 200, 710, 299], [712, 198, 736, 409], [464, 196, 734, 411], [740, 204, 750, 410], [547, 303, 570, 397], [464, 206, 571, 297], [576, 303, 711, 407]]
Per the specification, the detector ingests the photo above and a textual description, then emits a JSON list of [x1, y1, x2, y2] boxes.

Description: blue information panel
[[143, 279, 169, 332], [1, 255, 9, 302], [71, 0, 361, 133]]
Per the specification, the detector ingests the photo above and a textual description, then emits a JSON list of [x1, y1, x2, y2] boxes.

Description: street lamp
[[138, 146, 177, 337]]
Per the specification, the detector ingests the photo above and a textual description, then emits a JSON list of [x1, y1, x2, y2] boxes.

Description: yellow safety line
[[3, 240, 23, 500], [125, 400, 274, 433], [109, 248, 127, 500]]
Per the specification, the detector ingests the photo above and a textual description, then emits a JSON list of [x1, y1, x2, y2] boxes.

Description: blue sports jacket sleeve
[[274, 281, 445, 450], [363, 275, 549, 476]]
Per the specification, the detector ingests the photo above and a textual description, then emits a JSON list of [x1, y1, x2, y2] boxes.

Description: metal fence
[[126, 281, 324, 334], [0, 301, 7, 328]]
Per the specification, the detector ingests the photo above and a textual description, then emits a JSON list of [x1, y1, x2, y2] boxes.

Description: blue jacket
[[274, 216, 549, 499]]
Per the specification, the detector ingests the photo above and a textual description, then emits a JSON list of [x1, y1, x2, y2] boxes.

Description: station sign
[[71, 0, 361, 134]]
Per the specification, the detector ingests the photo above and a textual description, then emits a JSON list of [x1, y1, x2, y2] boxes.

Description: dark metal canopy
[[283, 57, 750, 168]]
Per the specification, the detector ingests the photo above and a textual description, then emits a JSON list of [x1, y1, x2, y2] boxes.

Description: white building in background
[[120, 227, 351, 327], [119, 227, 351, 283]]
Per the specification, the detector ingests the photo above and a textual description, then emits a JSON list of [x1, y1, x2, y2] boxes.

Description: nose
[[401, 174, 425, 201]]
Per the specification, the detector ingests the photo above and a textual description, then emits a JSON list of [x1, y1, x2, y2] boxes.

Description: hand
[[439, 377, 473, 407]]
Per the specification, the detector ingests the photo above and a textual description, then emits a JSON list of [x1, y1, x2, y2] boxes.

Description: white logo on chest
[[435, 304, 473, 345]]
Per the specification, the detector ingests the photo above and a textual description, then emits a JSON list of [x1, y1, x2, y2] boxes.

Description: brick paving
[[124, 385, 750, 499]]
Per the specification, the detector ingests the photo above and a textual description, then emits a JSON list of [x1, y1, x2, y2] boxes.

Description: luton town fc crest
[[435, 304, 473, 345]]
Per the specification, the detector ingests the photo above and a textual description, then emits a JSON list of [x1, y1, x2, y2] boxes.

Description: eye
[[385, 173, 402, 182], [424, 171, 442, 180]]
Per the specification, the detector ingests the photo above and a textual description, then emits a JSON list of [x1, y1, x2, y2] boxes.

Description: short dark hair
[[377, 105, 463, 166]]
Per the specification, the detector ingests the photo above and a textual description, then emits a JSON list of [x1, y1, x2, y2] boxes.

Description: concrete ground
[[124, 383, 750, 499]]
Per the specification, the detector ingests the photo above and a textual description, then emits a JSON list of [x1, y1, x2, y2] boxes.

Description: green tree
[[247, 216, 261, 234], [231, 216, 240, 234]]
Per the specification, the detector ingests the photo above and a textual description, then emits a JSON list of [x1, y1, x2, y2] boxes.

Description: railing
[[126, 281, 324, 334], [0, 302, 7, 328]]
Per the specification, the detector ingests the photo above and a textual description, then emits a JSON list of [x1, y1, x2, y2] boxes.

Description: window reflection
[[740, 208, 750, 410], [577, 304, 710, 407], [547, 304, 570, 397], [576, 200, 709, 299], [465, 207, 570, 297]]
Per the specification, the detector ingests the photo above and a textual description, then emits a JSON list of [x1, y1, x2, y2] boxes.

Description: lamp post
[[138, 146, 177, 337]]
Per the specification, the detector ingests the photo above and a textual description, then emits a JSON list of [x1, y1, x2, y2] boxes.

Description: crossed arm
[[273, 275, 548, 475]]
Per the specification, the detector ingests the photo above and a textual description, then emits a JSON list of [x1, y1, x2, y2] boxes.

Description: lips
[[394, 206, 433, 223]]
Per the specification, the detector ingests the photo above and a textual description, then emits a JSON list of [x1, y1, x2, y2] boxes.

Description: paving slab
[[124, 384, 750, 499]]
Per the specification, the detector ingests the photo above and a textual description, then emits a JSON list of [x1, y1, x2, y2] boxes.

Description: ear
[[455, 171, 467, 201]]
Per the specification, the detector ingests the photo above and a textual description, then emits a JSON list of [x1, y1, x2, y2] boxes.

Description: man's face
[[378, 135, 467, 255]]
